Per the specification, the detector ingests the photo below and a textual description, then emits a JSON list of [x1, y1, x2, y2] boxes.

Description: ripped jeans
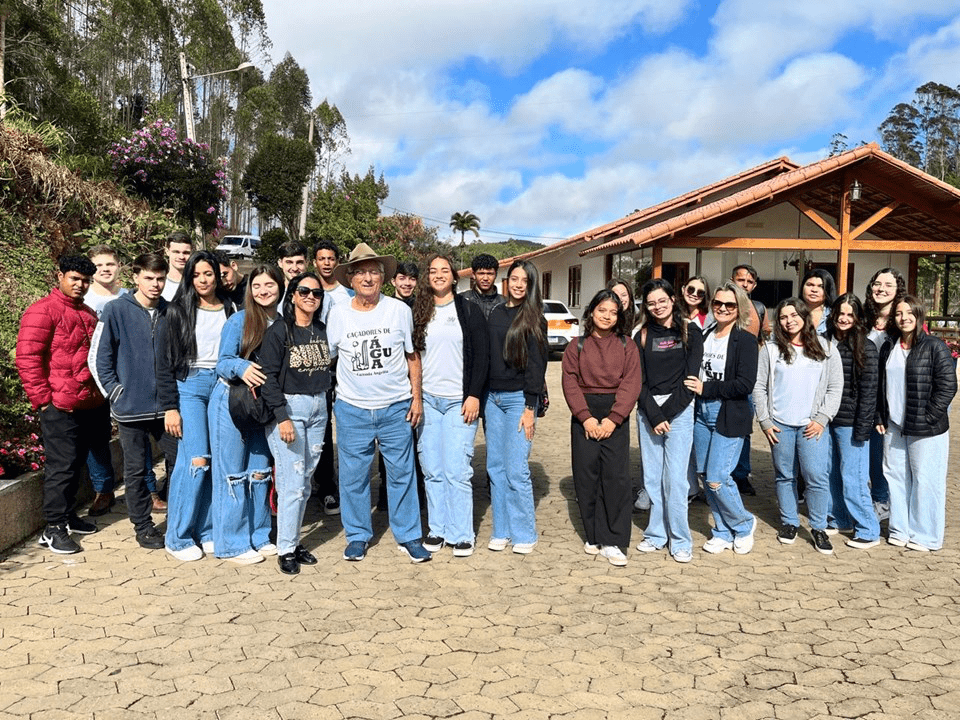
[[165, 368, 217, 552], [208, 381, 273, 558], [267, 393, 328, 556]]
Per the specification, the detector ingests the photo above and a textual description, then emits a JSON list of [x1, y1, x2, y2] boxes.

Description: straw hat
[[333, 242, 398, 289]]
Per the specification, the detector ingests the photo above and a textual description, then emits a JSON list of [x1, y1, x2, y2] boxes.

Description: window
[[568, 265, 582, 308], [542, 271, 552, 299]]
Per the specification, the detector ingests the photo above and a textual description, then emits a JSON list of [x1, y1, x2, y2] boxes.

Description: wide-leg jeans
[[484, 391, 537, 545]]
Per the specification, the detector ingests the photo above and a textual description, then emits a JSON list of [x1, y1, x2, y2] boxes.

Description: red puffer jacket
[[15, 288, 105, 411]]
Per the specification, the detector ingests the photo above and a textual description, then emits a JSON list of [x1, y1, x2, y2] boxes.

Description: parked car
[[215, 235, 261, 259], [543, 299, 579, 352]]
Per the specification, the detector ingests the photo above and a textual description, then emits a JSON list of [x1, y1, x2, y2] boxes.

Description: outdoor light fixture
[[179, 53, 253, 142], [850, 180, 862, 202]]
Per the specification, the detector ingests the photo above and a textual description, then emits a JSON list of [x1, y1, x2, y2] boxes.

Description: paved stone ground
[[3, 360, 960, 720]]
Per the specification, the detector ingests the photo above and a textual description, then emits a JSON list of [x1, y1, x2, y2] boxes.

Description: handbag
[[228, 380, 273, 428]]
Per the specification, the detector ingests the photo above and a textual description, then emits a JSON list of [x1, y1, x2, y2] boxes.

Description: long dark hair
[[801, 268, 837, 309], [503, 260, 546, 369], [773, 298, 826, 363], [166, 250, 230, 377], [412, 253, 457, 353], [826, 293, 867, 373], [240, 264, 285, 359], [582, 289, 626, 338], [680, 275, 711, 318], [606, 277, 636, 331], [894, 295, 927, 345], [280, 272, 324, 334], [638, 278, 689, 346], [864, 267, 906, 334]]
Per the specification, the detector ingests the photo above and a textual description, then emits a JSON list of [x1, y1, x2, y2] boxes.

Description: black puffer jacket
[[831, 338, 879, 441], [877, 332, 957, 437]]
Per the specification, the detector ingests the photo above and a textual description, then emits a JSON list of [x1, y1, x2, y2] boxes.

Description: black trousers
[[39, 403, 111, 525], [312, 388, 338, 497], [571, 394, 632, 549], [117, 419, 164, 533]]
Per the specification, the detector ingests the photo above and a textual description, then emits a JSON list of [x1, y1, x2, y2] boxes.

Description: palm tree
[[449, 211, 481, 244]]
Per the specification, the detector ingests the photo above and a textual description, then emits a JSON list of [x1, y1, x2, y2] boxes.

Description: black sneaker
[[811, 529, 834, 555], [777, 524, 798, 545], [451, 541, 474, 557], [423, 535, 445, 553], [323, 495, 340, 516], [67, 515, 98, 535], [136, 525, 165, 550], [38, 524, 81, 554]]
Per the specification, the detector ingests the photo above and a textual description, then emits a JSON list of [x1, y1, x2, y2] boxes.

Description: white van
[[215, 235, 261, 259]]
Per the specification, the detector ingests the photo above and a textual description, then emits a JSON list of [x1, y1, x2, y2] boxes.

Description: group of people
[[16, 238, 956, 573], [562, 263, 955, 566]]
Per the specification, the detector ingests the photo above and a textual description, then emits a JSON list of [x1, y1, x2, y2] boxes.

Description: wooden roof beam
[[849, 200, 901, 240], [790, 199, 840, 240]]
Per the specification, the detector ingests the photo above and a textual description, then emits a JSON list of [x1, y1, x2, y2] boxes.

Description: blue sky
[[261, 0, 960, 245]]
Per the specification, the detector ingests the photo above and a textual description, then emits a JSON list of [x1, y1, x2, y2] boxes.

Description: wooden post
[[652, 244, 662, 279], [908, 253, 919, 296], [838, 173, 852, 292]]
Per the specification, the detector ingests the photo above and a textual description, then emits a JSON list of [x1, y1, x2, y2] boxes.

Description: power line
[[383, 205, 568, 242]]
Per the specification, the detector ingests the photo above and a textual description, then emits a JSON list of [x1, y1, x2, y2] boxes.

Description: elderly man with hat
[[326, 242, 431, 563]]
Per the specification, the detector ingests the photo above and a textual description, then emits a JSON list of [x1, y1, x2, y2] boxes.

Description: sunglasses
[[684, 286, 705, 299], [295, 286, 323, 298], [711, 300, 738, 312]]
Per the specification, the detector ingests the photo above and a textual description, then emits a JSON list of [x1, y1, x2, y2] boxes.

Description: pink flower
[[30, 463, 40, 471]]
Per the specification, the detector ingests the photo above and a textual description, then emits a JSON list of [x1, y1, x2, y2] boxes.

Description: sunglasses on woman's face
[[711, 300, 738, 312], [684, 286, 705, 299], [295, 286, 323, 298]]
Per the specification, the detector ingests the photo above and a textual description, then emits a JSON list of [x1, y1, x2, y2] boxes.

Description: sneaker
[[66, 515, 98, 535], [825, 526, 853, 537], [633, 488, 651, 511], [323, 495, 341, 516], [398, 540, 432, 563], [584, 541, 601, 555], [734, 517, 758, 555], [846, 537, 880, 549], [735, 475, 756, 496], [636, 539, 662, 553], [488, 537, 509, 552], [257, 543, 278, 556], [166, 545, 202, 562], [451, 541, 474, 557], [201, 541, 214, 555], [38, 524, 81, 554], [512, 541, 538, 555], [777, 524, 798, 545], [672, 549, 693, 563], [887, 536, 908, 547], [905, 541, 931, 552], [874, 501, 890, 521], [599, 545, 628, 566], [136, 525, 165, 550], [227, 549, 264, 565], [278, 553, 300, 575], [423, 535, 445, 553], [811, 529, 834, 555], [343, 541, 368, 561], [703, 537, 733, 554]]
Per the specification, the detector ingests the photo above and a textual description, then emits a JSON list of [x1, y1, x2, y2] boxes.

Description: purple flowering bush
[[0, 415, 44, 479], [109, 118, 227, 234]]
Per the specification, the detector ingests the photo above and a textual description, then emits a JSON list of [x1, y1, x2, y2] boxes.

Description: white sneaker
[[166, 545, 202, 562], [634, 489, 651, 511], [599, 545, 627, 566], [257, 543, 278, 556], [734, 517, 757, 555], [905, 541, 931, 552], [703, 537, 733, 554], [201, 541, 214, 554], [636, 539, 661, 553], [512, 540, 538, 555], [874, 501, 890, 521], [227, 549, 264, 565], [672, 549, 693, 563], [887, 536, 907, 547], [584, 542, 600, 555], [488, 537, 509, 552]]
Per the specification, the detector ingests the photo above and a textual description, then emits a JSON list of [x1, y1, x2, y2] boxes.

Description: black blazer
[[452, 293, 490, 402], [699, 325, 758, 438]]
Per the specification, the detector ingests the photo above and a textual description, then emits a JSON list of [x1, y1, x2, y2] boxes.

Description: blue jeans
[[335, 398, 421, 545], [209, 381, 274, 558], [828, 425, 880, 540], [869, 429, 890, 504], [87, 438, 157, 494], [883, 422, 948, 550], [770, 423, 831, 530], [165, 368, 217, 552], [694, 399, 754, 542], [485, 391, 537, 545], [418, 393, 479, 544], [638, 401, 694, 554], [267, 393, 327, 556]]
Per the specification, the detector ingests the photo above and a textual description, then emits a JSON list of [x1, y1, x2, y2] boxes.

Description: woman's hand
[[595, 418, 616, 440], [683, 375, 703, 395], [165, 409, 182, 438], [652, 420, 671, 436], [518, 407, 536, 440], [875, 423, 886, 435], [803, 420, 825, 440], [764, 425, 781, 446], [241, 362, 266, 388], [407, 395, 423, 427], [278, 419, 295, 444], [461, 396, 480, 424], [583, 417, 600, 439]]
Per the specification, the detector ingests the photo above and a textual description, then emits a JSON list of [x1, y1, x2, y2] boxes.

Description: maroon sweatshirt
[[561, 333, 642, 426]]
